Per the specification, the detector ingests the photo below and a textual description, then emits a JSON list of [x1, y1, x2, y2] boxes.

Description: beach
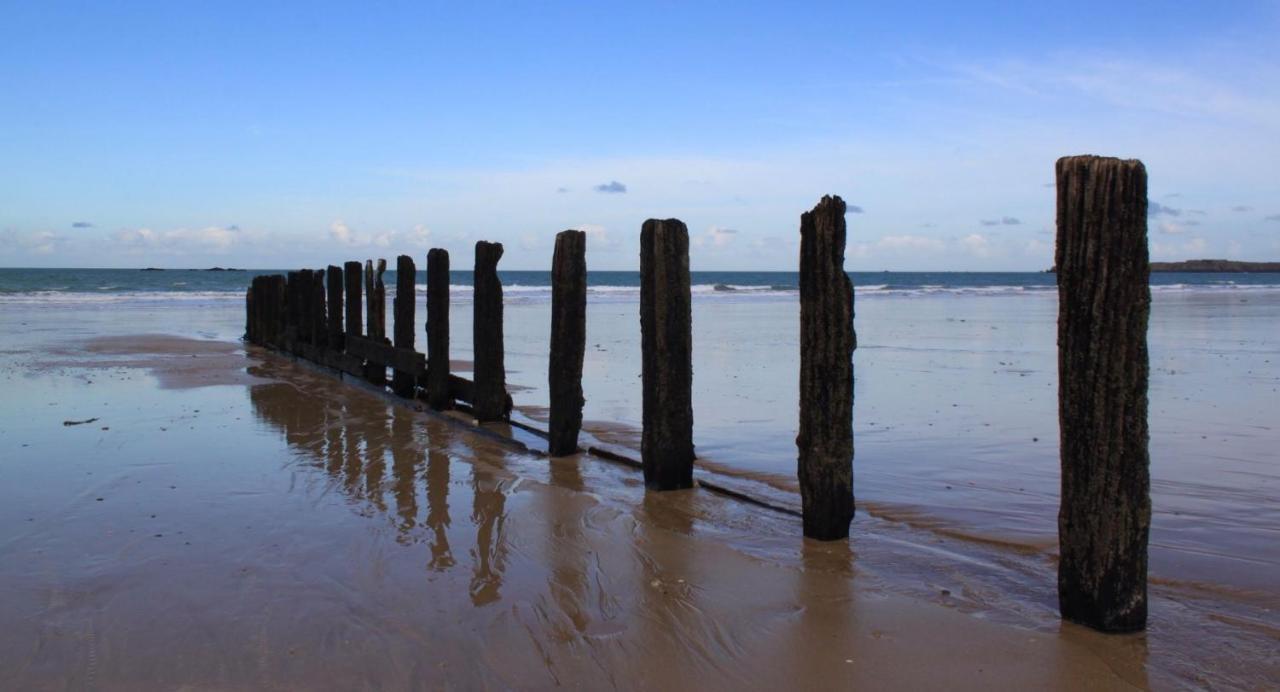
[[1, 271, 1278, 688]]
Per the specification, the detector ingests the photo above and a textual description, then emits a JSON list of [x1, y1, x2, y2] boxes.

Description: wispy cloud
[[1148, 201, 1181, 217], [1231, 205, 1254, 212], [847, 204, 865, 214], [71, 221, 93, 229], [593, 180, 627, 194], [1265, 214, 1280, 222], [980, 216, 1021, 226], [692, 225, 737, 250]]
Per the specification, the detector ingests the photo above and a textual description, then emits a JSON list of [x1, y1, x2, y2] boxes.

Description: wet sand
[[1, 329, 1276, 689]]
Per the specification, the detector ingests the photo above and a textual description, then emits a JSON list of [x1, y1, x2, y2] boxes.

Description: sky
[[2, 1, 1279, 270]]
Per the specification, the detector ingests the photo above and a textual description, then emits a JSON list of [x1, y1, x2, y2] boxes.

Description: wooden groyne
[[245, 162, 1153, 633]]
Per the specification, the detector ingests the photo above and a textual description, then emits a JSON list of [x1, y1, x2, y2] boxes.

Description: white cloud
[[114, 225, 242, 253], [1158, 221, 1187, 235], [693, 225, 737, 250], [330, 219, 393, 248], [1, 229, 63, 255], [962, 233, 992, 257], [877, 234, 946, 252]]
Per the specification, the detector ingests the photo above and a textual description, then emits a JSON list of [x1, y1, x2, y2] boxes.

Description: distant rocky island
[[1047, 259, 1280, 273], [1149, 259, 1280, 272]]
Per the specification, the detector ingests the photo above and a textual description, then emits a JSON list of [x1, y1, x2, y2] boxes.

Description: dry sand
[[0, 334, 1274, 689]]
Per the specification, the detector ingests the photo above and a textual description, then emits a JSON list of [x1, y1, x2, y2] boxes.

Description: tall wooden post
[[1055, 154, 1151, 633], [326, 265, 344, 349], [364, 259, 388, 385], [548, 230, 587, 456], [426, 248, 452, 410], [366, 259, 387, 341], [639, 219, 694, 490], [797, 195, 856, 541], [311, 269, 328, 348], [344, 261, 363, 338], [472, 241, 508, 421], [392, 255, 417, 397]]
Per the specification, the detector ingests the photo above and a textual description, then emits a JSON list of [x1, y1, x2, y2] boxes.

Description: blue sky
[[2, 1, 1278, 270]]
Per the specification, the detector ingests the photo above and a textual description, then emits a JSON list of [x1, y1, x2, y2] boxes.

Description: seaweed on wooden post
[[639, 219, 694, 490], [426, 248, 452, 410], [326, 265, 344, 349], [473, 241, 508, 421], [1055, 154, 1151, 633], [344, 261, 363, 339], [392, 255, 417, 397], [548, 230, 587, 456], [797, 195, 856, 541]]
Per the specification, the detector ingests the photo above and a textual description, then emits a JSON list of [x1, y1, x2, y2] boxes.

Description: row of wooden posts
[[244, 155, 1151, 634]]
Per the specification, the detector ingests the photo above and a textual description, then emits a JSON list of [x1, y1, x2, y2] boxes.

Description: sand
[[1, 330, 1276, 690]]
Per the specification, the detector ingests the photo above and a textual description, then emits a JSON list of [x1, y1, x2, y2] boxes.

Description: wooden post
[[548, 230, 587, 456], [311, 269, 328, 348], [364, 259, 388, 385], [392, 255, 417, 397], [344, 261, 362, 339], [267, 275, 286, 348], [797, 195, 856, 541], [472, 241, 508, 421], [326, 265, 344, 349], [366, 259, 388, 341], [639, 219, 694, 490], [1055, 155, 1151, 633], [426, 248, 451, 410]]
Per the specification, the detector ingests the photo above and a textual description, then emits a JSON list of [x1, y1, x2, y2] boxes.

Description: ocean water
[[2, 267, 1278, 608], [3, 267, 1280, 304]]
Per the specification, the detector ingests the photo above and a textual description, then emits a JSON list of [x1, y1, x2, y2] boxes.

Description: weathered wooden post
[[366, 259, 388, 341], [364, 259, 388, 385], [392, 255, 417, 397], [326, 265, 344, 349], [426, 248, 451, 410], [1055, 155, 1151, 633], [344, 261, 363, 339], [639, 219, 694, 490], [797, 195, 856, 541], [473, 241, 507, 421], [548, 230, 587, 456], [245, 279, 257, 344], [311, 269, 328, 348]]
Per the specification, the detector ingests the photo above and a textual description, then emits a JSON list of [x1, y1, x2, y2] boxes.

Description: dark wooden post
[[366, 259, 388, 341], [267, 274, 286, 348], [1055, 155, 1151, 633], [797, 195, 856, 541], [392, 255, 417, 397], [426, 248, 451, 410], [473, 241, 507, 421], [344, 261, 362, 338], [311, 269, 328, 348], [245, 279, 257, 344], [364, 259, 388, 385], [639, 219, 694, 490], [326, 265, 344, 349], [548, 230, 587, 456]]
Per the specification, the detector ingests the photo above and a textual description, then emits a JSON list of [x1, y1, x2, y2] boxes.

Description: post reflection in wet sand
[[425, 422, 455, 571], [468, 443, 509, 606], [389, 406, 420, 541]]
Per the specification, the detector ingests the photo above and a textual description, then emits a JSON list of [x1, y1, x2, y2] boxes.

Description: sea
[[3, 267, 1280, 303]]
